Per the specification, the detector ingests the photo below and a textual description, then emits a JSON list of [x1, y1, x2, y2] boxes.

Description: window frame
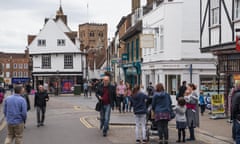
[[236, 0, 240, 19], [64, 54, 73, 69], [41, 55, 51, 69], [37, 39, 46, 46], [57, 39, 66, 46], [159, 26, 164, 51], [210, 0, 220, 26]]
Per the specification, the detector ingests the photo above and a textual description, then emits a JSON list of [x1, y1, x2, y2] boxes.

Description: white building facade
[[141, 0, 216, 95], [28, 7, 86, 93]]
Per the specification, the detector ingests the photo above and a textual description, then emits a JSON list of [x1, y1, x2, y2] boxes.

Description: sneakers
[[142, 139, 147, 143], [136, 139, 141, 143]]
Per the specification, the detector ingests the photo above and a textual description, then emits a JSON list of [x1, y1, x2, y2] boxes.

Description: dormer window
[[57, 39, 65, 46], [38, 39, 46, 46]]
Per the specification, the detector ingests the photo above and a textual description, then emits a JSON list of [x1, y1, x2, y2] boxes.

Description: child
[[175, 97, 187, 143], [199, 91, 206, 116]]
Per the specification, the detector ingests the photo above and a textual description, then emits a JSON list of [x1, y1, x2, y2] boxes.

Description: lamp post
[[56, 70, 59, 96]]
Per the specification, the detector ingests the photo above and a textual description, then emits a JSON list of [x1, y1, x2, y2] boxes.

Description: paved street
[[0, 94, 235, 144]]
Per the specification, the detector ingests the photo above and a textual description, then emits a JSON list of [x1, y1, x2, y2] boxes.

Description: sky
[[0, 0, 147, 53]]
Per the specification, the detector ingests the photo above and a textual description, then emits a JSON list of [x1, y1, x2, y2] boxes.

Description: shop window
[[165, 75, 181, 95]]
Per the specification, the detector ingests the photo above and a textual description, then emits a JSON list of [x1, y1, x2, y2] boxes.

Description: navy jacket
[[131, 91, 148, 115], [152, 91, 172, 113]]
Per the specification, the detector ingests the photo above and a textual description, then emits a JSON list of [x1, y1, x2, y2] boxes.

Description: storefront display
[[200, 75, 224, 95]]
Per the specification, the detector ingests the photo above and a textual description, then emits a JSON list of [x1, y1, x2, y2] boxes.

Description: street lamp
[[55, 70, 59, 96]]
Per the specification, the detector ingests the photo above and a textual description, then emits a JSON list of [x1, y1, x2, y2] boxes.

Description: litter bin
[[74, 85, 82, 95]]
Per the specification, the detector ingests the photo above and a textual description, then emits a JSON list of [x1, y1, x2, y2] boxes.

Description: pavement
[[0, 92, 235, 144]]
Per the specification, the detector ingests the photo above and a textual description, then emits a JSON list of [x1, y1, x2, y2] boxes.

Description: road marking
[[80, 117, 93, 128], [0, 120, 6, 131], [73, 106, 81, 111]]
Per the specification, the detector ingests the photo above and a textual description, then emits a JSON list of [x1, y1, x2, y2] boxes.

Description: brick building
[[78, 23, 108, 70], [0, 49, 31, 86]]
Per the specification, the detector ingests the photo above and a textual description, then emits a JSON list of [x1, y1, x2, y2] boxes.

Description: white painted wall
[[201, 0, 240, 47], [142, 0, 214, 62], [29, 19, 82, 54], [32, 54, 83, 73]]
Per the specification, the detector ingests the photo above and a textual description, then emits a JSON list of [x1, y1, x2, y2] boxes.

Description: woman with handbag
[[152, 83, 172, 144]]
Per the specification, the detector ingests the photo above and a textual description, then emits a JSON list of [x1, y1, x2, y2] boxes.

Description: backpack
[[0, 92, 4, 104]]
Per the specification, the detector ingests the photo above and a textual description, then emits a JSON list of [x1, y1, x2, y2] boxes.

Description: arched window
[[90, 31, 94, 37], [98, 31, 103, 37]]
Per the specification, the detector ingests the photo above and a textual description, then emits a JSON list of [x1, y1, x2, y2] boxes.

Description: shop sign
[[126, 67, 137, 75], [122, 63, 133, 68], [211, 94, 225, 114], [122, 53, 128, 61], [12, 78, 30, 84]]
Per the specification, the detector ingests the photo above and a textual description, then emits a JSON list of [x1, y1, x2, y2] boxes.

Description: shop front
[[122, 62, 141, 87], [32, 72, 83, 94]]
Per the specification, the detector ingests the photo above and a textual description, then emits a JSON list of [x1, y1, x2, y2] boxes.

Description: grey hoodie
[[175, 105, 187, 122]]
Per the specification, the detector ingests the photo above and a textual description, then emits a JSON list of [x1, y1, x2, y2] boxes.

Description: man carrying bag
[[96, 76, 116, 137]]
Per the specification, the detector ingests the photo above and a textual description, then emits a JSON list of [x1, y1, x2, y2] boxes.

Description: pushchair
[[146, 97, 158, 142]]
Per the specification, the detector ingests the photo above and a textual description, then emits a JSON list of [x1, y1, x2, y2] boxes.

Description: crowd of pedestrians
[[94, 78, 203, 144], [2, 77, 240, 144]]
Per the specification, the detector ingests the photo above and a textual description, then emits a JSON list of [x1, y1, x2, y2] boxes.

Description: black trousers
[[157, 120, 169, 140], [116, 95, 125, 112], [36, 106, 46, 124]]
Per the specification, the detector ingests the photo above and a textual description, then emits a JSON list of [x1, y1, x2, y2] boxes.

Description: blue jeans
[[234, 119, 240, 143], [100, 104, 111, 133]]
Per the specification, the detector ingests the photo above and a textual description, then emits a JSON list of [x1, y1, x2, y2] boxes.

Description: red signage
[[236, 35, 240, 51]]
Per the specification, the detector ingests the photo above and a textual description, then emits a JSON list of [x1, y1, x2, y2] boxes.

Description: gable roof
[[28, 19, 82, 54]]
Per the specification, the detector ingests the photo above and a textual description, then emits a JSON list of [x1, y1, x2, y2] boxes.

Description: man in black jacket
[[232, 88, 240, 143], [96, 76, 116, 137], [34, 85, 49, 127], [177, 81, 187, 100]]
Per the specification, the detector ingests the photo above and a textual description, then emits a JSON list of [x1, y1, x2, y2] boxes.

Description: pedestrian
[[83, 81, 88, 98], [175, 97, 187, 143], [125, 82, 132, 112], [116, 80, 126, 113], [152, 83, 172, 144], [231, 85, 240, 142], [131, 85, 148, 144], [9, 84, 14, 94], [0, 85, 5, 104], [34, 85, 49, 127], [21, 89, 31, 112], [199, 91, 206, 116], [88, 82, 92, 98], [177, 81, 187, 100], [146, 82, 154, 97], [97, 76, 116, 137], [25, 83, 32, 95], [4, 86, 27, 144], [184, 83, 199, 141]]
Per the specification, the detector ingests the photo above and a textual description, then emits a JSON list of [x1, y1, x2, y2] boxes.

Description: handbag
[[95, 101, 102, 112], [169, 105, 176, 120]]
